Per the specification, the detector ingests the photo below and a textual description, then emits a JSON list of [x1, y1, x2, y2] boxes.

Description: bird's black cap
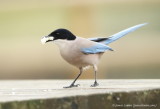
[[48, 28, 76, 41]]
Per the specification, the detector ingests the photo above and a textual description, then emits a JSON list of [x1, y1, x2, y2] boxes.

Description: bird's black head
[[41, 28, 76, 44], [48, 29, 76, 41]]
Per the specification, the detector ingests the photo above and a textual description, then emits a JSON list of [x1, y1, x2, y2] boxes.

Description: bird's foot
[[91, 81, 99, 87], [63, 84, 80, 88]]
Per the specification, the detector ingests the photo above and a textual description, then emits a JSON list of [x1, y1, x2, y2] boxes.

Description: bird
[[41, 23, 147, 88]]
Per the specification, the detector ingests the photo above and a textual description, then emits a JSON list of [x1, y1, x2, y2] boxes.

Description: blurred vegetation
[[0, 0, 160, 79]]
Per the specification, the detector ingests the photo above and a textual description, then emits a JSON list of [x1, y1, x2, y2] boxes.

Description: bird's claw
[[91, 81, 99, 87], [63, 84, 80, 88]]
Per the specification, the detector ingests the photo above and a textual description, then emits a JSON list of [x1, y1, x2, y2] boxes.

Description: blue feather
[[82, 23, 147, 54], [89, 23, 148, 45], [81, 43, 113, 54]]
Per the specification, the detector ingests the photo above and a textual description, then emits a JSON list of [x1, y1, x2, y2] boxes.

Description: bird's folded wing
[[81, 43, 113, 54], [88, 23, 147, 45]]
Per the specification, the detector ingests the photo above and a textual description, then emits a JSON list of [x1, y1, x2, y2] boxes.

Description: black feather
[[91, 38, 108, 42]]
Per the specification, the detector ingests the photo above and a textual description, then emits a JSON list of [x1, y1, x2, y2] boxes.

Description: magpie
[[41, 23, 147, 88]]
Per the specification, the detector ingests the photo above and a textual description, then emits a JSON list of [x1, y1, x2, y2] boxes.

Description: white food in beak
[[41, 36, 54, 44], [41, 37, 47, 44], [48, 37, 54, 40]]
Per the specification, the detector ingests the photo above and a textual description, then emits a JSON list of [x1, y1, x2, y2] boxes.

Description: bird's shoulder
[[75, 36, 97, 47]]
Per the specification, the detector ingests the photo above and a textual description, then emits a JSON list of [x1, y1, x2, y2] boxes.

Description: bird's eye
[[56, 33, 59, 35]]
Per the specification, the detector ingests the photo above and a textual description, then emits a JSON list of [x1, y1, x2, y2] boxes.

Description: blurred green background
[[0, 0, 160, 79]]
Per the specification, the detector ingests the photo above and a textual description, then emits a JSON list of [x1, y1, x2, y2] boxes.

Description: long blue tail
[[89, 23, 148, 45]]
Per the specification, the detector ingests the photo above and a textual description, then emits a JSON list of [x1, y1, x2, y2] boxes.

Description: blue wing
[[88, 23, 147, 45], [81, 43, 113, 54]]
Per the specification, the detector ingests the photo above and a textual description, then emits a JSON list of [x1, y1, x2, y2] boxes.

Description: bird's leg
[[91, 65, 99, 87], [63, 68, 83, 88]]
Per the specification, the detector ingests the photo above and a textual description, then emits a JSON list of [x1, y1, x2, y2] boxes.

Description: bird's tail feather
[[103, 23, 148, 45]]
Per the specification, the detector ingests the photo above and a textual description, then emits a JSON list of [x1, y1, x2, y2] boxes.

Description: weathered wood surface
[[0, 79, 160, 109]]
